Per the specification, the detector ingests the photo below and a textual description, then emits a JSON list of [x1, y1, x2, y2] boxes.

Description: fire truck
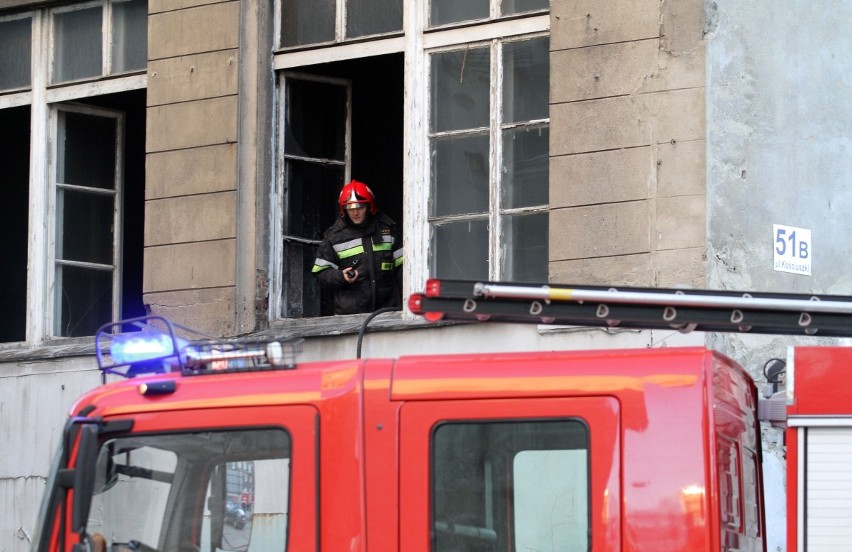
[[31, 279, 852, 552]]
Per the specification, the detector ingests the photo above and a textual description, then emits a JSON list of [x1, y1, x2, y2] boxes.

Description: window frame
[[0, 4, 146, 346], [273, 0, 405, 52], [425, 32, 549, 282], [49, 0, 147, 87], [272, 71, 354, 320], [48, 103, 125, 338], [426, 0, 549, 30], [269, 2, 549, 323]]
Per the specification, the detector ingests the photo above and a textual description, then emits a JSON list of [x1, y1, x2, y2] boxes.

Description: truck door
[[399, 397, 620, 552], [40, 405, 317, 552]]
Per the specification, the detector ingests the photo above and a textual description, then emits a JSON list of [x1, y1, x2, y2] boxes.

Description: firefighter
[[312, 180, 403, 315]]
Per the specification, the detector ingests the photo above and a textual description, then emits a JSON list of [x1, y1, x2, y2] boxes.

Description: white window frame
[[424, 32, 549, 282], [413, 15, 549, 292], [273, 0, 405, 52], [269, 1, 548, 321], [48, 103, 125, 338], [425, 0, 549, 31], [0, 4, 146, 345], [49, 0, 146, 86]]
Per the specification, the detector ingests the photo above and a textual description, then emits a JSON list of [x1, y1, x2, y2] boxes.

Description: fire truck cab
[[33, 316, 765, 552]]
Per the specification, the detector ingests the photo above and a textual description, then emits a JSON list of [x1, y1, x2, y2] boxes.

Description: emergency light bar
[[96, 316, 197, 378], [96, 316, 303, 379], [180, 338, 303, 376]]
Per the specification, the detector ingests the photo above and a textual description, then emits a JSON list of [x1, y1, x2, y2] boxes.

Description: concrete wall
[[549, 0, 707, 289], [0, 356, 103, 551], [706, 2, 852, 551]]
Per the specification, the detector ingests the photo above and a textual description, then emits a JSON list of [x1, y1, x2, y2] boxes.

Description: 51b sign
[[773, 224, 811, 275]]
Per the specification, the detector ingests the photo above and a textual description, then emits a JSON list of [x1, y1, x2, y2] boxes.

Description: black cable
[[356, 307, 400, 359]]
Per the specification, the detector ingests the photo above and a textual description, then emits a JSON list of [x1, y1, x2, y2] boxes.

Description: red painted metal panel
[[788, 347, 852, 416]]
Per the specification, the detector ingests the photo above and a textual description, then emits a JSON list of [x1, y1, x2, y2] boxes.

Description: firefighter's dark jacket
[[312, 212, 403, 315]]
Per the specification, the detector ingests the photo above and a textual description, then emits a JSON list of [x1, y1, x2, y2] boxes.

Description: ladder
[[408, 279, 852, 338]]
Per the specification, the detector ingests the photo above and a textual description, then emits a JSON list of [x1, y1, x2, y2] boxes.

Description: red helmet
[[338, 180, 377, 216]]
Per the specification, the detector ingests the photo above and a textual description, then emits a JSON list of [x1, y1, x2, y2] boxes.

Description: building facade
[[1, 1, 849, 550]]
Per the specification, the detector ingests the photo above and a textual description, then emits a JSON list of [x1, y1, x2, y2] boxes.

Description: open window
[[0, 2, 146, 343], [275, 55, 404, 319], [0, 106, 30, 342], [270, 1, 548, 320], [48, 94, 145, 338]]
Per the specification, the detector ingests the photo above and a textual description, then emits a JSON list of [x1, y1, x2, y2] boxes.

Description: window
[[432, 420, 590, 552], [271, 1, 548, 320], [0, 2, 147, 343], [273, 56, 404, 319], [429, 36, 549, 282], [52, 106, 124, 337], [278, 74, 351, 318], [277, 0, 403, 48], [0, 15, 32, 92], [51, 0, 147, 84], [85, 429, 291, 552], [429, 0, 548, 27]]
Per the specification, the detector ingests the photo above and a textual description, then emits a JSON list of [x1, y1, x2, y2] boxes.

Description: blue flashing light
[[96, 316, 205, 379], [110, 332, 183, 365]]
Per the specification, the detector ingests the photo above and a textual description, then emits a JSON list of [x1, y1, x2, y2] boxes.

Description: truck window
[[85, 428, 290, 552], [431, 420, 590, 552]]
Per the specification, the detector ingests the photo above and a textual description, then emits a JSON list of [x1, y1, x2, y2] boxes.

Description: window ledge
[[0, 336, 97, 363], [260, 311, 460, 339]]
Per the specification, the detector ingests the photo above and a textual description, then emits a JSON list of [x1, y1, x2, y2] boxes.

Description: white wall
[[0, 356, 103, 551], [706, 2, 852, 550]]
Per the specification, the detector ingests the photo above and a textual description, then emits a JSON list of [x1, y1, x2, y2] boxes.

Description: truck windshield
[[85, 428, 291, 552]]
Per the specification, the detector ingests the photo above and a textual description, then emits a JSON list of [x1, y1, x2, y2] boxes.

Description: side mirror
[[72, 424, 99, 533]]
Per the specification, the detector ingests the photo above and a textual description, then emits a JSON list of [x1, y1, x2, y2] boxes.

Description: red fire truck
[[31, 279, 852, 552]]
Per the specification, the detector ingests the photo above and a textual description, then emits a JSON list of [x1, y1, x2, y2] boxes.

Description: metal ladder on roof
[[408, 279, 852, 338]]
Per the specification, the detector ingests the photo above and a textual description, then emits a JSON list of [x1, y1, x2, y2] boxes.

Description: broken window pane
[[431, 133, 489, 217], [0, 17, 32, 90], [429, 0, 488, 27], [502, 0, 549, 16], [60, 111, 118, 190], [112, 0, 147, 73], [282, 160, 345, 318], [285, 79, 347, 161], [502, 212, 548, 282], [503, 37, 549, 124], [432, 219, 489, 280], [431, 47, 490, 133], [56, 265, 113, 337], [53, 7, 102, 83], [501, 125, 548, 209], [58, 189, 114, 265], [346, 0, 403, 38], [280, 0, 335, 47]]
